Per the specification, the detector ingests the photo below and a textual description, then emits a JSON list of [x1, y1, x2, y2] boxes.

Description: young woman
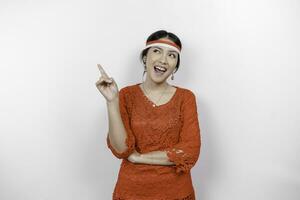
[[95, 30, 201, 200]]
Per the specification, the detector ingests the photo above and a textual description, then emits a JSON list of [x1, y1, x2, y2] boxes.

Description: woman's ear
[[143, 56, 147, 64]]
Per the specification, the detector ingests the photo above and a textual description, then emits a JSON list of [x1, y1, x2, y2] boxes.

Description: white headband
[[139, 39, 181, 63], [144, 42, 181, 54]]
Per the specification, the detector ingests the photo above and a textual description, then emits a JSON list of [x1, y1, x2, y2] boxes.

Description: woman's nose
[[159, 55, 167, 64]]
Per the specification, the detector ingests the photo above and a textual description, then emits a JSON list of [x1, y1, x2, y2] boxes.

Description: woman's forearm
[[106, 98, 128, 153], [135, 150, 175, 166]]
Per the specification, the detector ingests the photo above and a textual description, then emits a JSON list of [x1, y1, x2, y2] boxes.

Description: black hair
[[140, 30, 182, 73]]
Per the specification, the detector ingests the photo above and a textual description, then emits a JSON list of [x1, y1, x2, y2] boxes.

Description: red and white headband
[[140, 39, 181, 63]]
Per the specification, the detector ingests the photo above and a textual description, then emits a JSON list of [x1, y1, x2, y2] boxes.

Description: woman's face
[[143, 38, 179, 83]]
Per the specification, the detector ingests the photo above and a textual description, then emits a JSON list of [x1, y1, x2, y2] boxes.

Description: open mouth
[[154, 65, 167, 74]]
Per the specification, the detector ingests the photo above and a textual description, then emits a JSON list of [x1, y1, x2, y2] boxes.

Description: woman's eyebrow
[[154, 46, 178, 53]]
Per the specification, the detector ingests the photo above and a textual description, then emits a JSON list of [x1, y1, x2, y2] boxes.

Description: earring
[[142, 69, 147, 82], [171, 72, 175, 80]]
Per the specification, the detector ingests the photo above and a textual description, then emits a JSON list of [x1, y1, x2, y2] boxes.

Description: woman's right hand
[[95, 64, 119, 102]]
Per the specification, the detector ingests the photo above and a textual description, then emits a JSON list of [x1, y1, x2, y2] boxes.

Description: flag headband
[[145, 39, 181, 54], [139, 39, 181, 63]]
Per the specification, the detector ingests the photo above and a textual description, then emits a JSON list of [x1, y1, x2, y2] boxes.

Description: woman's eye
[[170, 54, 176, 58], [153, 49, 160, 53]]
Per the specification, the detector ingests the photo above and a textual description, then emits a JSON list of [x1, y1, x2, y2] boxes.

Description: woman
[[95, 30, 201, 200]]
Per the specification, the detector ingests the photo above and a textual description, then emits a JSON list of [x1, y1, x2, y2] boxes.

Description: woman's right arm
[[106, 90, 136, 159], [106, 97, 128, 154], [95, 64, 135, 159]]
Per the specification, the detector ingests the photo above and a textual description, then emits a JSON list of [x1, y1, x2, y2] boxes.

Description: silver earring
[[171, 72, 175, 80], [142, 69, 147, 82]]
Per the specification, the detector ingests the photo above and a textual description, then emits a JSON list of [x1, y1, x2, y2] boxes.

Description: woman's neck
[[142, 79, 170, 93]]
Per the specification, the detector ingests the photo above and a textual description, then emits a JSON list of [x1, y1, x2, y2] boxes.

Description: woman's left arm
[[128, 149, 175, 165]]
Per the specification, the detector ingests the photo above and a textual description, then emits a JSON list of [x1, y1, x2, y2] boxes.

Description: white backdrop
[[0, 0, 299, 200]]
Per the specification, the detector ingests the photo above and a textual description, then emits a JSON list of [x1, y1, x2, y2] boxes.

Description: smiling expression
[[143, 39, 179, 82]]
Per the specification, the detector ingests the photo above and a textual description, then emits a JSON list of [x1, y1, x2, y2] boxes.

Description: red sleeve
[[106, 87, 136, 159], [165, 90, 201, 174]]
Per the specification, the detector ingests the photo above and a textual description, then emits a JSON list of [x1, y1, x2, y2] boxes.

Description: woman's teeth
[[154, 66, 167, 74]]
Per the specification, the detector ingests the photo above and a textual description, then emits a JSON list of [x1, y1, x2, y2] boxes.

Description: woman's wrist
[[127, 150, 143, 164], [133, 153, 141, 163], [106, 96, 119, 106]]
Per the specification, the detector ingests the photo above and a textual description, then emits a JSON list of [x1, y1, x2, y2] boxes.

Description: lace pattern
[[113, 192, 195, 200], [106, 83, 201, 200], [131, 100, 182, 150]]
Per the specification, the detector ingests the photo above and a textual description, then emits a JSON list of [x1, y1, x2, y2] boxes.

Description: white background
[[0, 0, 299, 199]]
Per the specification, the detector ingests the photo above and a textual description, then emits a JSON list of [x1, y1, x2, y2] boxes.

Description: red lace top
[[106, 83, 201, 200]]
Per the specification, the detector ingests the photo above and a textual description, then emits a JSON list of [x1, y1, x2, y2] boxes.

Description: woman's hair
[[140, 30, 182, 73]]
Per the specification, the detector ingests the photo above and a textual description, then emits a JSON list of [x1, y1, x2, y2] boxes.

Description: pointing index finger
[[97, 64, 109, 77]]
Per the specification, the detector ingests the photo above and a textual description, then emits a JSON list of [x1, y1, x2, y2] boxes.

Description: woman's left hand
[[127, 150, 141, 163]]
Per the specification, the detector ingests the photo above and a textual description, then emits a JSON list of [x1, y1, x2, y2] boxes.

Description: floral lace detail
[[129, 85, 184, 151], [113, 192, 195, 200], [106, 83, 201, 200], [165, 147, 196, 174], [131, 104, 182, 149], [174, 193, 195, 200]]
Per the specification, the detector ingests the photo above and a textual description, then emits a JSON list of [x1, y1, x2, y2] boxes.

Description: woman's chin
[[149, 72, 169, 83]]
